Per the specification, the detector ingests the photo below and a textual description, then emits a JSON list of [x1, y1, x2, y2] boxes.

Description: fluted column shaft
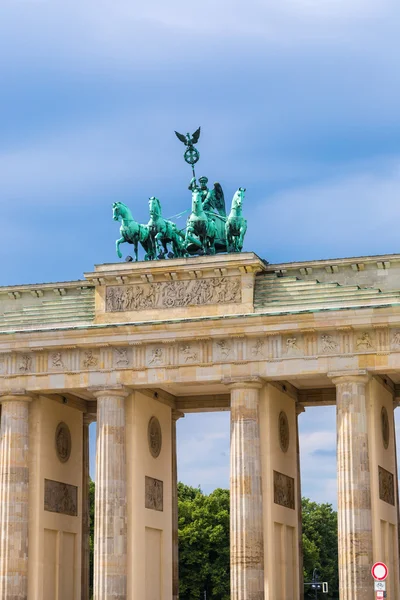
[[333, 375, 373, 600], [93, 389, 128, 600], [230, 382, 264, 600], [82, 414, 95, 600], [172, 410, 184, 600], [0, 394, 32, 600]]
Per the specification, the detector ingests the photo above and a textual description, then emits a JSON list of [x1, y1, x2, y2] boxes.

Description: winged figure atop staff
[[174, 127, 201, 148]]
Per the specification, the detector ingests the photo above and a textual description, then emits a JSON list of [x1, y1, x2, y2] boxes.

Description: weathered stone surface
[[106, 276, 241, 312], [379, 466, 395, 506], [273, 470, 295, 510], [333, 375, 374, 600], [44, 479, 78, 516], [229, 381, 264, 600], [0, 395, 31, 600], [93, 388, 128, 600], [145, 476, 163, 511]]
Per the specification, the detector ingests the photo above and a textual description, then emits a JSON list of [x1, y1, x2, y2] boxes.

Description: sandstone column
[[0, 393, 32, 600], [82, 413, 95, 600], [229, 379, 264, 600], [93, 387, 129, 600], [172, 410, 184, 600], [332, 374, 373, 600], [296, 404, 305, 600]]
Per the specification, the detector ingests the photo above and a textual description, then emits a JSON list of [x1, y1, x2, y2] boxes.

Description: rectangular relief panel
[[145, 527, 162, 600], [273, 470, 295, 510], [44, 479, 78, 516], [145, 476, 163, 512], [379, 466, 395, 506], [60, 532, 76, 600], [43, 529, 58, 600], [106, 277, 241, 312]]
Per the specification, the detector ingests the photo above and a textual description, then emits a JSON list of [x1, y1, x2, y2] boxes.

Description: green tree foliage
[[178, 483, 230, 600], [302, 497, 339, 598]]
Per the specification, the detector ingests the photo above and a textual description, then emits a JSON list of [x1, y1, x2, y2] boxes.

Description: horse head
[[113, 202, 126, 221], [149, 196, 162, 218], [231, 188, 246, 212]]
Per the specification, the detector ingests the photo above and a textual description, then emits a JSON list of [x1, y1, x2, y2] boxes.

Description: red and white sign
[[376, 592, 384, 599], [371, 562, 388, 581]]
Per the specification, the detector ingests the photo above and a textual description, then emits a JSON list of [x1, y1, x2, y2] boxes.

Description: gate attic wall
[[1, 252, 400, 600]]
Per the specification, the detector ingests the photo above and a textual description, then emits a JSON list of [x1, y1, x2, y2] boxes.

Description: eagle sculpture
[[174, 127, 201, 147]]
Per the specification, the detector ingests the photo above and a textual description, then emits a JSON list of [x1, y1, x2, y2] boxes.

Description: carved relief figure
[[392, 331, 400, 348], [321, 334, 338, 353], [83, 351, 98, 368], [251, 338, 265, 357], [149, 348, 163, 365], [52, 352, 64, 368], [180, 345, 198, 363], [286, 337, 299, 353], [356, 332, 373, 350], [217, 340, 231, 359], [106, 277, 241, 312], [379, 466, 395, 505], [55, 422, 71, 463], [273, 470, 295, 510], [19, 355, 32, 373], [145, 476, 163, 511], [115, 348, 129, 366]]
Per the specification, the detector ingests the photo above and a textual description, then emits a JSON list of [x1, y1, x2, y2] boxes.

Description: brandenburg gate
[[0, 251, 400, 599]]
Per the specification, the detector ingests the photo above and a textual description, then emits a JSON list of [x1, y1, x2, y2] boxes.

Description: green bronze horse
[[184, 188, 220, 255], [148, 197, 185, 259], [225, 188, 247, 253], [113, 202, 155, 261]]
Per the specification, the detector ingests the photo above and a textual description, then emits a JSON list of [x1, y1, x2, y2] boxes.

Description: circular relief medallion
[[55, 422, 71, 463], [148, 416, 162, 458], [381, 406, 390, 450], [278, 411, 290, 453]]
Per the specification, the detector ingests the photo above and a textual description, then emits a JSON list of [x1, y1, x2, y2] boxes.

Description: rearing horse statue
[[225, 188, 247, 253], [113, 202, 155, 261]]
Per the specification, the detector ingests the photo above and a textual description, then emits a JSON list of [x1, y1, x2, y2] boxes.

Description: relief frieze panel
[[145, 476, 163, 511], [378, 466, 395, 506], [106, 277, 241, 312], [273, 470, 295, 510], [44, 479, 78, 516], [5, 326, 400, 378]]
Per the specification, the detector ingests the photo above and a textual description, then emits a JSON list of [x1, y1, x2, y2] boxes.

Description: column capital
[[172, 409, 185, 422], [0, 391, 33, 404], [329, 370, 371, 386], [296, 403, 305, 415], [89, 385, 130, 399], [222, 375, 264, 389]]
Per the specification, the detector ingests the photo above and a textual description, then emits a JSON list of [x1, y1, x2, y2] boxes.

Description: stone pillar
[[172, 410, 184, 600], [229, 379, 264, 600], [332, 374, 373, 600], [0, 393, 32, 600], [296, 404, 305, 600], [82, 413, 95, 600], [93, 388, 129, 600]]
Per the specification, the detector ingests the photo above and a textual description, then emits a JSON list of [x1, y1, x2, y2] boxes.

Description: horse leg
[[133, 240, 139, 262], [238, 223, 248, 251], [116, 237, 125, 259]]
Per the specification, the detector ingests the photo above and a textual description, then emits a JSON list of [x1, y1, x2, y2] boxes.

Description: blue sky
[[2, 0, 400, 506]]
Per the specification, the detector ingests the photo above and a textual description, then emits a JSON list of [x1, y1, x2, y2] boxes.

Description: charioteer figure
[[188, 175, 226, 217]]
